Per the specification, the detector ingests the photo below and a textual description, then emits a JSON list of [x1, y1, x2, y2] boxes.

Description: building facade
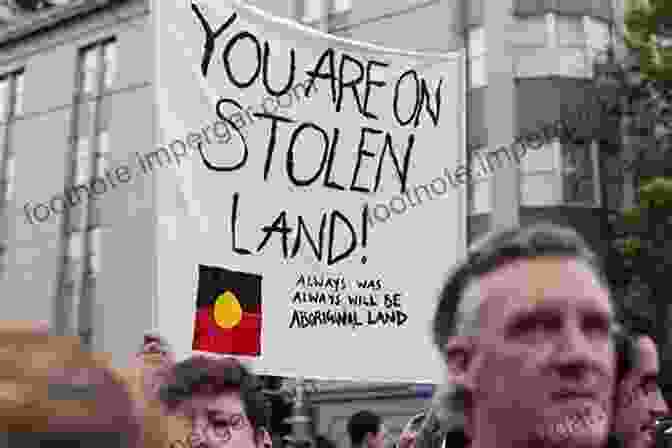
[[0, 0, 633, 446], [0, 0, 153, 364]]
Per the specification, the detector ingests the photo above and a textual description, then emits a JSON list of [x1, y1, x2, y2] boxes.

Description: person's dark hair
[[614, 325, 638, 383], [431, 222, 608, 353], [615, 313, 657, 380], [623, 312, 655, 343], [347, 410, 382, 446], [315, 435, 337, 448], [158, 355, 269, 432]]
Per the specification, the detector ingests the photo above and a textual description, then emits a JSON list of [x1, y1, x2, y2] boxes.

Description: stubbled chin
[[637, 430, 655, 448], [537, 405, 610, 447]]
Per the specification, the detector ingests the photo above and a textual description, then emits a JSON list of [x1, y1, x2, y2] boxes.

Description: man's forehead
[[478, 257, 611, 312], [180, 390, 245, 414]]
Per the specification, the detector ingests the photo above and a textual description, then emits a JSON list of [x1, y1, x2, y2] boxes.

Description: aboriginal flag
[[192, 265, 262, 356]]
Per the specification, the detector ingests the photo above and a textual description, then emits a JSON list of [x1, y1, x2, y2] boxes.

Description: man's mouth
[[551, 389, 598, 401], [641, 423, 657, 434]]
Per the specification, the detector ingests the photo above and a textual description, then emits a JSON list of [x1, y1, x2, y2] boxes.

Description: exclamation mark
[[361, 204, 368, 264]]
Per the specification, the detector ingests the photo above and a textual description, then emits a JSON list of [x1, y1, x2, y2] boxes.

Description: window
[[520, 139, 556, 173], [0, 78, 8, 121], [302, 0, 352, 24], [562, 141, 598, 205], [513, 13, 613, 78], [0, 71, 24, 121], [67, 231, 84, 260], [510, 15, 548, 47], [3, 154, 14, 200], [102, 40, 117, 89], [13, 71, 24, 117], [65, 230, 85, 329], [0, 69, 24, 273], [81, 47, 99, 96], [468, 27, 486, 88], [519, 139, 561, 206], [584, 17, 610, 54], [95, 130, 110, 174], [75, 136, 91, 184], [87, 227, 102, 275], [556, 16, 585, 47], [79, 39, 116, 97], [467, 147, 492, 214], [603, 151, 623, 210], [60, 38, 116, 341]]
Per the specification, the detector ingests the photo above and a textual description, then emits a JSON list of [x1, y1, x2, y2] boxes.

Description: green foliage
[[611, 177, 672, 327], [615, 236, 642, 258], [639, 176, 672, 207], [625, 0, 672, 81], [613, 0, 672, 368]]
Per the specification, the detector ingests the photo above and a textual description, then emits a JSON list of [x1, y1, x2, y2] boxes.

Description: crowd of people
[[0, 222, 669, 448]]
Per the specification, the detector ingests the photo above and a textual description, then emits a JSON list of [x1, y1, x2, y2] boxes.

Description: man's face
[[467, 257, 615, 447], [179, 390, 269, 448], [614, 336, 669, 448]]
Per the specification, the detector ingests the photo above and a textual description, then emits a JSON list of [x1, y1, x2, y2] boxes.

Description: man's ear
[[443, 336, 474, 378], [443, 335, 482, 404], [256, 427, 272, 448]]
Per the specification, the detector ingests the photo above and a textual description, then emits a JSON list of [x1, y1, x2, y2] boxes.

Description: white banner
[[154, 0, 465, 383]]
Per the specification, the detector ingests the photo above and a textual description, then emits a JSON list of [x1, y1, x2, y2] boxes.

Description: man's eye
[[583, 314, 610, 336], [510, 316, 556, 337], [642, 381, 658, 395]]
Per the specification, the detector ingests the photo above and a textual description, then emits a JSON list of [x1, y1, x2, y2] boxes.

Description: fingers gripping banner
[[155, 0, 466, 383]]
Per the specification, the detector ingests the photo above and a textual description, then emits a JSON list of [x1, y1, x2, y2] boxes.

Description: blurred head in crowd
[[0, 325, 166, 448], [398, 411, 427, 448], [136, 330, 176, 404], [347, 410, 386, 448], [158, 355, 271, 448], [431, 223, 616, 448], [613, 320, 669, 448], [315, 435, 337, 448]]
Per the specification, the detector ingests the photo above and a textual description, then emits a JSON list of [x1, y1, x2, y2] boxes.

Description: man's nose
[[552, 323, 607, 380]]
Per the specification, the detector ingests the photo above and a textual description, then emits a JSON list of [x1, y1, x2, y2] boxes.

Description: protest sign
[[154, 0, 466, 382]]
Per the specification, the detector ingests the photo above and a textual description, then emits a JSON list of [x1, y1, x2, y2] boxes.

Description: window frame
[[467, 26, 487, 89], [0, 68, 25, 271], [519, 139, 563, 207], [301, 0, 353, 29], [59, 37, 117, 342], [561, 139, 601, 207], [467, 146, 493, 215]]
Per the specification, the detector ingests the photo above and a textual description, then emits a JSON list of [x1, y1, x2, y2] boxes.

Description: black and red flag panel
[[192, 264, 262, 356]]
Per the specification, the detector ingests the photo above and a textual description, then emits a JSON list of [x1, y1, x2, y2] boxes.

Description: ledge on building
[[0, 0, 122, 47]]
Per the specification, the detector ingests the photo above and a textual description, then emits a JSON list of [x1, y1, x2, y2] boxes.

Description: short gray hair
[[432, 222, 607, 357], [430, 223, 610, 440]]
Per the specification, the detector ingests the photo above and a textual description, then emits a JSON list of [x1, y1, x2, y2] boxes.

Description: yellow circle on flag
[[213, 291, 243, 329]]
